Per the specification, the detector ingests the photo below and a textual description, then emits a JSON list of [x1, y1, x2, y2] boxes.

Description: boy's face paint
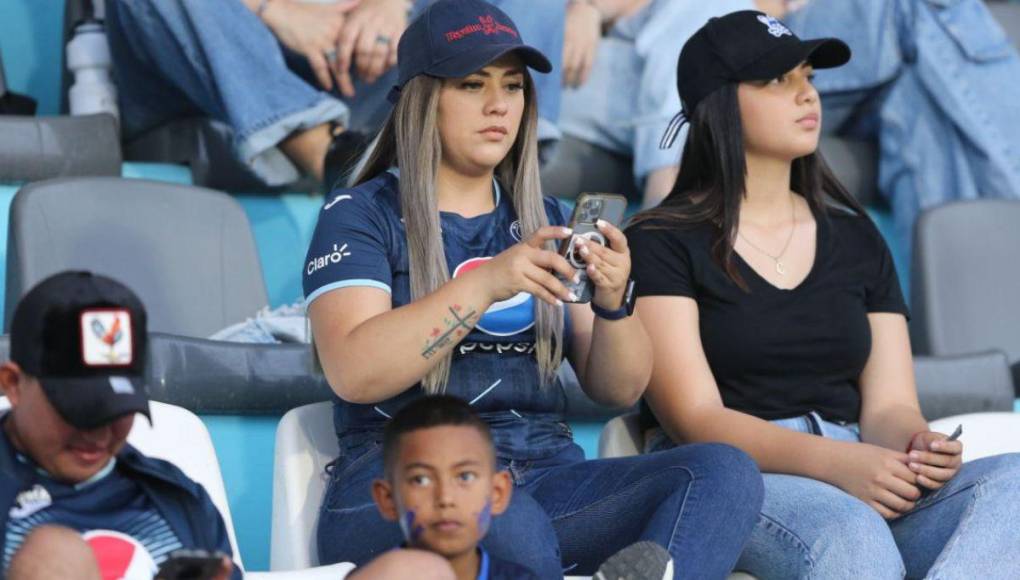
[[477, 500, 493, 536], [399, 508, 424, 543]]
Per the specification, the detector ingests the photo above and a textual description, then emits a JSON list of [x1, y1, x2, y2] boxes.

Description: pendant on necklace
[[775, 261, 786, 276]]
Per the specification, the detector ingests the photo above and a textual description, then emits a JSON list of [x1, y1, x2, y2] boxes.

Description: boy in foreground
[[368, 396, 673, 580]]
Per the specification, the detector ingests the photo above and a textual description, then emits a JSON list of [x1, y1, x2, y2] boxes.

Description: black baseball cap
[[388, 0, 552, 103], [10, 271, 150, 431], [661, 10, 850, 148]]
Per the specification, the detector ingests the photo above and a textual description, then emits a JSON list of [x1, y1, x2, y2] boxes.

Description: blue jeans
[[317, 437, 763, 579], [650, 414, 1020, 579], [106, 0, 564, 186], [784, 0, 1020, 269]]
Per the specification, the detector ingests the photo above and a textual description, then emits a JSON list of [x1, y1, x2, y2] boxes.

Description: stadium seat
[[270, 401, 335, 571], [910, 199, 1020, 392], [4, 176, 268, 337]]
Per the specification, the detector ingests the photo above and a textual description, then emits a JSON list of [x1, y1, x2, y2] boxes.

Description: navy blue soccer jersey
[[4, 457, 183, 576], [304, 170, 569, 345], [303, 171, 576, 442]]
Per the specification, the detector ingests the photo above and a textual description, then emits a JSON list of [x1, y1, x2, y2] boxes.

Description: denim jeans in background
[[649, 413, 1020, 579], [106, 0, 564, 186], [318, 430, 763, 579]]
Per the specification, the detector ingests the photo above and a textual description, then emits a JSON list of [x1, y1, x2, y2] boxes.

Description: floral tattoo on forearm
[[421, 304, 479, 359]]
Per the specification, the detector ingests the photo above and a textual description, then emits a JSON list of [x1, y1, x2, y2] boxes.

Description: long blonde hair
[[354, 71, 563, 394]]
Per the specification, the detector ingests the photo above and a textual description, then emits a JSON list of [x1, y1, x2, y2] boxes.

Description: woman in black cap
[[303, 0, 763, 577], [628, 10, 1020, 579]]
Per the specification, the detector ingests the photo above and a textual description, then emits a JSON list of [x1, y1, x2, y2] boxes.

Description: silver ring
[[324, 48, 337, 63], [375, 34, 391, 45]]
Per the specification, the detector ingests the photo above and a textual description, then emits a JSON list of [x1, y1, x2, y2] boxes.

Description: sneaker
[[593, 541, 673, 580], [322, 123, 372, 192]]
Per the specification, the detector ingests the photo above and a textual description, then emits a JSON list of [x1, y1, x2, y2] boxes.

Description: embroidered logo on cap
[[445, 15, 518, 42], [80, 309, 133, 366], [757, 15, 792, 38]]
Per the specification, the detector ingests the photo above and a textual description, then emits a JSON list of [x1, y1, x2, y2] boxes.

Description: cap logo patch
[[81, 309, 133, 367], [757, 15, 792, 38], [445, 15, 518, 43]]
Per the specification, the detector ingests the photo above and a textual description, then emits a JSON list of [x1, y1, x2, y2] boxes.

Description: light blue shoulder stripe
[[306, 279, 392, 306]]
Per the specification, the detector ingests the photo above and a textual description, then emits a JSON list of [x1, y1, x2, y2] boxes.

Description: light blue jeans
[[649, 413, 1020, 579], [106, 0, 564, 185]]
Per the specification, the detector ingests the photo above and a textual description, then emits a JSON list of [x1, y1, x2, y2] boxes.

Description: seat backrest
[[270, 402, 338, 570], [127, 401, 243, 568], [4, 177, 269, 337], [911, 199, 1020, 388], [914, 351, 1015, 420]]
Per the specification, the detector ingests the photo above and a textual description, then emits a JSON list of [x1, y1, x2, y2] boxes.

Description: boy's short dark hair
[[382, 395, 495, 478]]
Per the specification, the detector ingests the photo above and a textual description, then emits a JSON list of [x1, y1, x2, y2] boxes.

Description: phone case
[[558, 193, 628, 303]]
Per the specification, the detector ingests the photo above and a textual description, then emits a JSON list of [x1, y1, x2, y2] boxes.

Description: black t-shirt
[[627, 207, 909, 424]]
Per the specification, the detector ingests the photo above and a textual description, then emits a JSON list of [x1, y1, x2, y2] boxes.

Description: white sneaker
[[593, 541, 673, 580]]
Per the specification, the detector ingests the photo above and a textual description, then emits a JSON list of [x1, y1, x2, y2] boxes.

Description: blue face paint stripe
[[477, 500, 493, 537]]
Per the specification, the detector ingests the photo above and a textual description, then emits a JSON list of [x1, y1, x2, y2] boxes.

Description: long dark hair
[[630, 83, 865, 289]]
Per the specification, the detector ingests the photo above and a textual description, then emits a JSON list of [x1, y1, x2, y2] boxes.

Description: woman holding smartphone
[[304, 0, 763, 576], [628, 11, 1020, 579]]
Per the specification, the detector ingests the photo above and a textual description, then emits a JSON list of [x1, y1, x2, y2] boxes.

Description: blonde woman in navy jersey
[[303, 1, 763, 577], [628, 11, 1020, 579]]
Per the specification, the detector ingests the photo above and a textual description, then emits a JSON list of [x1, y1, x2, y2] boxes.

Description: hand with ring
[[334, 0, 410, 97], [258, 0, 362, 91]]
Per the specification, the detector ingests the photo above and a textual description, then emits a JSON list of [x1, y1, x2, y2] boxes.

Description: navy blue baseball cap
[[388, 0, 552, 103]]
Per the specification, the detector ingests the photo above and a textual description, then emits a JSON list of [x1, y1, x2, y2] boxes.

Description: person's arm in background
[[641, 166, 678, 209], [562, 0, 651, 88], [241, 0, 361, 91]]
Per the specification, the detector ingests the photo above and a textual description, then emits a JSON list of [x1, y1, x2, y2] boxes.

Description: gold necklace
[[737, 194, 797, 276]]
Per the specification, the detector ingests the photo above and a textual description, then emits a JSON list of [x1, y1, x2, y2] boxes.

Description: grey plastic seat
[[910, 199, 1020, 391], [4, 177, 268, 337], [0, 114, 121, 182]]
